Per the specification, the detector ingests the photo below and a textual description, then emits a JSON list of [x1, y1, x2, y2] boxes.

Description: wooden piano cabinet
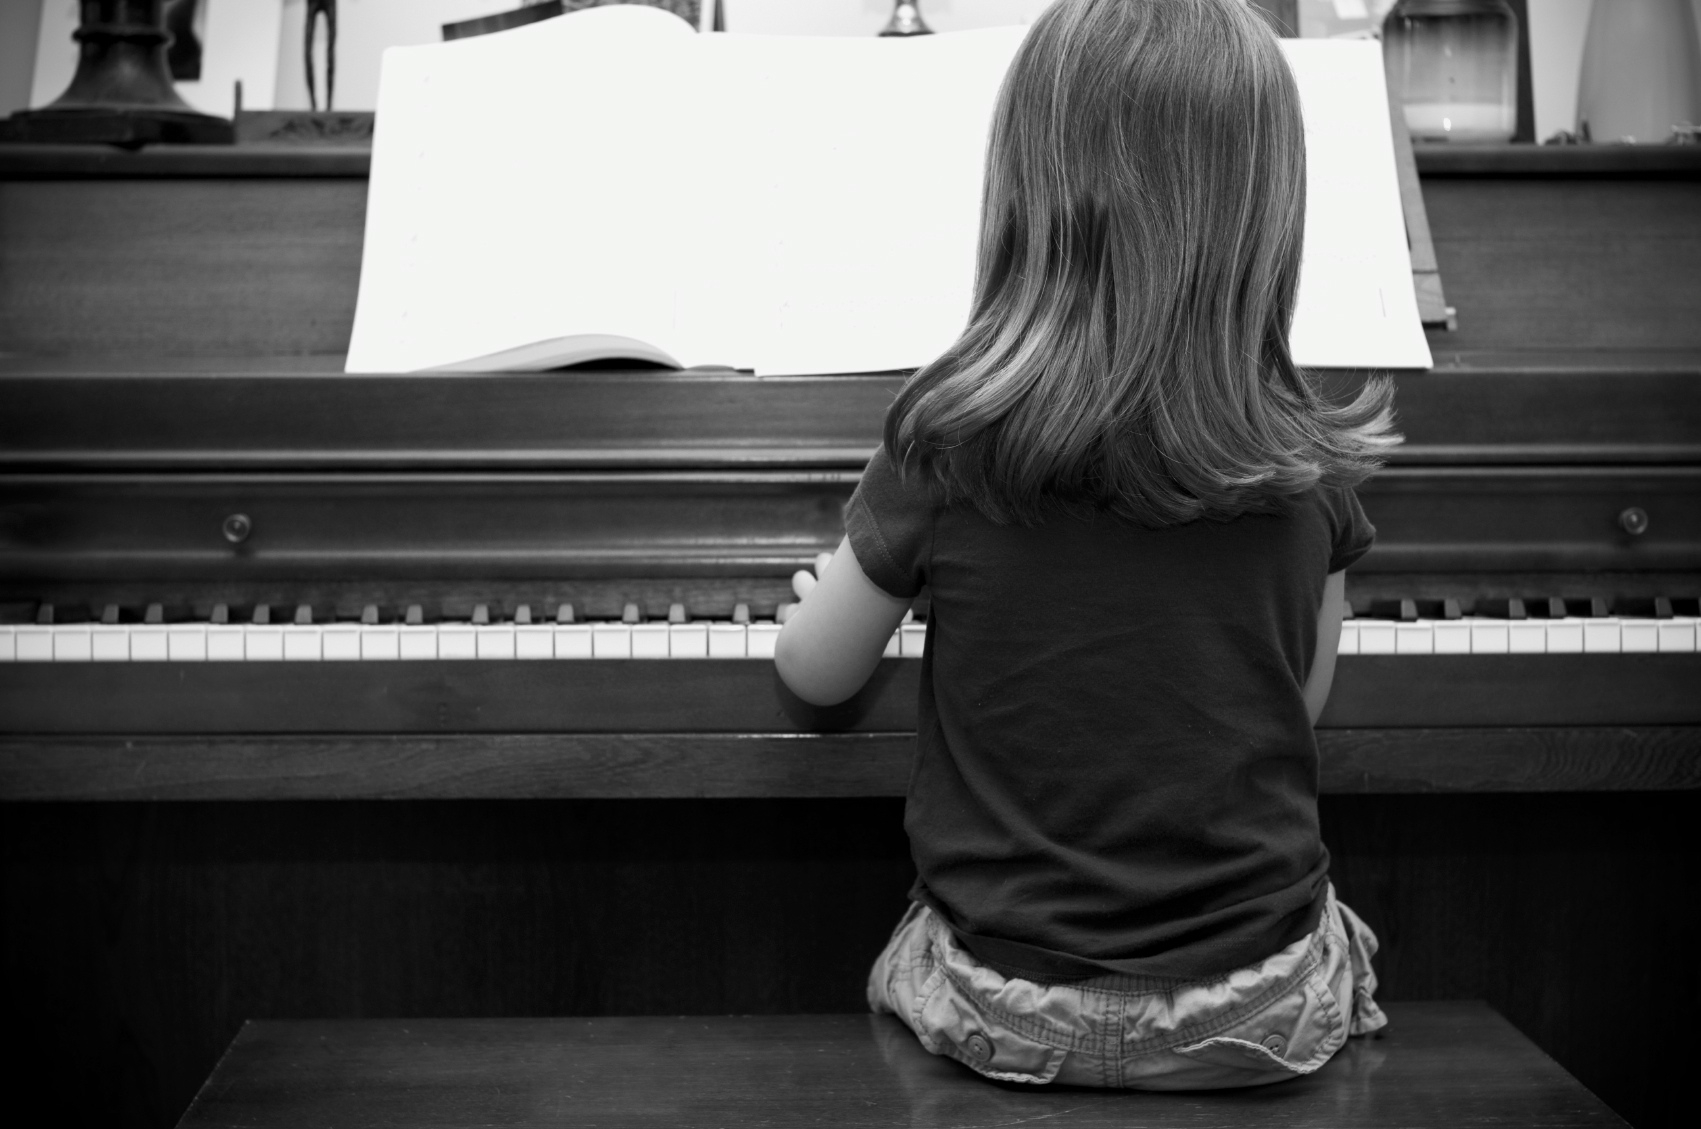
[[2, 145, 1697, 1129]]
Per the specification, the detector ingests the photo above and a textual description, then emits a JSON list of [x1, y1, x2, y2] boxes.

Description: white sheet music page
[[1283, 39, 1433, 370], [346, 10, 1431, 374]]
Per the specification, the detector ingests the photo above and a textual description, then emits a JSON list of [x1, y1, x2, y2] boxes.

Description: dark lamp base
[[0, 106, 235, 148]]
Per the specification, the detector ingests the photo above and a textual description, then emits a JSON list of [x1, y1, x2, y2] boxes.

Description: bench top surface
[[177, 1001, 1624, 1129]]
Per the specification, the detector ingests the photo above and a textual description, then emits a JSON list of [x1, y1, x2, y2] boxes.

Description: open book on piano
[[346, 4, 1432, 375]]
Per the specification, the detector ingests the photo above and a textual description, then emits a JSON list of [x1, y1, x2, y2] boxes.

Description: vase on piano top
[[1576, 0, 1701, 144], [1382, 0, 1518, 143]]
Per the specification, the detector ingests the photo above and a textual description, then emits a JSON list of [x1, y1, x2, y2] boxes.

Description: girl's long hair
[[885, 0, 1399, 526]]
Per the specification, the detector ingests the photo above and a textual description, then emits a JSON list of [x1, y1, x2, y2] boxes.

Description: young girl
[[776, 0, 1395, 1091]]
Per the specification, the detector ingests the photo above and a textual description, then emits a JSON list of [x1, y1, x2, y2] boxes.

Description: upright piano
[[0, 141, 1697, 1125]]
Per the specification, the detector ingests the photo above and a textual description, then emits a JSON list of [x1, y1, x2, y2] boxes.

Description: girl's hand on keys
[[791, 550, 836, 600]]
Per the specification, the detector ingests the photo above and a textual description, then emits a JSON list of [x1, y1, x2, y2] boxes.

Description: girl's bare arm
[[775, 536, 912, 706], [1304, 571, 1347, 726]]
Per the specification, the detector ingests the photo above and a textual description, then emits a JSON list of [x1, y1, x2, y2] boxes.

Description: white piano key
[[476, 625, 517, 660], [899, 621, 927, 657], [282, 626, 322, 661], [745, 622, 781, 659], [707, 622, 746, 659], [0, 625, 13, 661], [1583, 619, 1621, 653], [16, 626, 54, 662], [398, 625, 438, 660], [245, 625, 285, 661], [515, 625, 554, 659], [1545, 618, 1584, 654], [592, 623, 632, 659], [91, 624, 130, 661], [1335, 622, 1358, 655], [1659, 618, 1697, 653], [130, 626, 169, 661], [167, 624, 208, 661], [669, 622, 709, 658], [1433, 621, 1471, 654], [631, 623, 670, 659], [1469, 620, 1508, 654], [1508, 621, 1546, 654], [362, 626, 401, 660], [207, 624, 246, 661], [1621, 619, 1659, 653], [53, 625, 93, 662], [1356, 620, 1396, 655], [554, 624, 594, 659], [883, 631, 901, 658], [1394, 622, 1433, 655], [322, 624, 363, 661], [437, 624, 476, 660]]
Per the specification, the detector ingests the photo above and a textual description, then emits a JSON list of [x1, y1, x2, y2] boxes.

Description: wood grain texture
[[2, 655, 1698, 737], [172, 1004, 1624, 1129], [1422, 179, 1701, 352], [0, 179, 364, 355], [0, 727, 1695, 801], [4, 361, 1698, 470]]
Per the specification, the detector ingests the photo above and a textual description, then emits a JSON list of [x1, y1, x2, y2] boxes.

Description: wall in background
[[0, 0, 44, 116]]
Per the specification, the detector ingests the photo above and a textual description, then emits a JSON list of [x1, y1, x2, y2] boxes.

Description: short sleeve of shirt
[[844, 446, 933, 599], [1326, 484, 1376, 573]]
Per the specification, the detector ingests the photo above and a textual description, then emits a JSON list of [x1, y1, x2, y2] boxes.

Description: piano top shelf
[[2, 141, 1699, 180]]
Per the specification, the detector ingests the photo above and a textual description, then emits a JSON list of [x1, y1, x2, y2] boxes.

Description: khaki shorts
[[867, 885, 1387, 1089]]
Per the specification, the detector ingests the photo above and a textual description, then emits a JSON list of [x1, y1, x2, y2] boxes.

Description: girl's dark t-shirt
[[845, 446, 1375, 982]]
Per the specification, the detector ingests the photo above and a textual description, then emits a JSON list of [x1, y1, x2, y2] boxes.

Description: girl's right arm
[[1303, 571, 1347, 726]]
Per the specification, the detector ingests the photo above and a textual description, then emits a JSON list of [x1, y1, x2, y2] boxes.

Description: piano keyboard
[[2, 599, 1695, 661], [0, 602, 931, 663]]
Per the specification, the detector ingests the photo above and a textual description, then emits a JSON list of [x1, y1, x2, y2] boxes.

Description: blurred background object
[[1383, 0, 1519, 142], [1576, 0, 1701, 142], [0, 0, 233, 145], [3, 2, 1701, 133]]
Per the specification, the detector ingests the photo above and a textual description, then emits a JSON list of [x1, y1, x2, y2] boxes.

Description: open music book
[[346, 5, 1432, 374]]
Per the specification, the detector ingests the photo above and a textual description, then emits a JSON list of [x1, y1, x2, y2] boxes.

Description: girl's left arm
[[775, 536, 913, 706], [1303, 570, 1347, 726]]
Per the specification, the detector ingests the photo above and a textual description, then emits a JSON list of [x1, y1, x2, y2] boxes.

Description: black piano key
[[1655, 597, 1674, 619], [144, 603, 164, 624], [101, 604, 121, 625], [1545, 597, 1567, 619], [1590, 597, 1610, 618], [293, 604, 313, 625], [472, 604, 490, 625], [733, 603, 751, 625], [1442, 599, 1462, 620], [210, 603, 229, 625], [554, 603, 574, 624], [36, 603, 54, 624], [622, 603, 641, 624], [252, 603, 271, 625], [668, 603, 687, 624], [1475, 598, 1527, 619], [405, 605, 425, 626], [515, 605, 533, 625], [360, 605, 380, 625]]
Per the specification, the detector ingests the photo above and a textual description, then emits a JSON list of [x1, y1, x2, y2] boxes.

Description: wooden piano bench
[[175, 1001, 1624, 1128]]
